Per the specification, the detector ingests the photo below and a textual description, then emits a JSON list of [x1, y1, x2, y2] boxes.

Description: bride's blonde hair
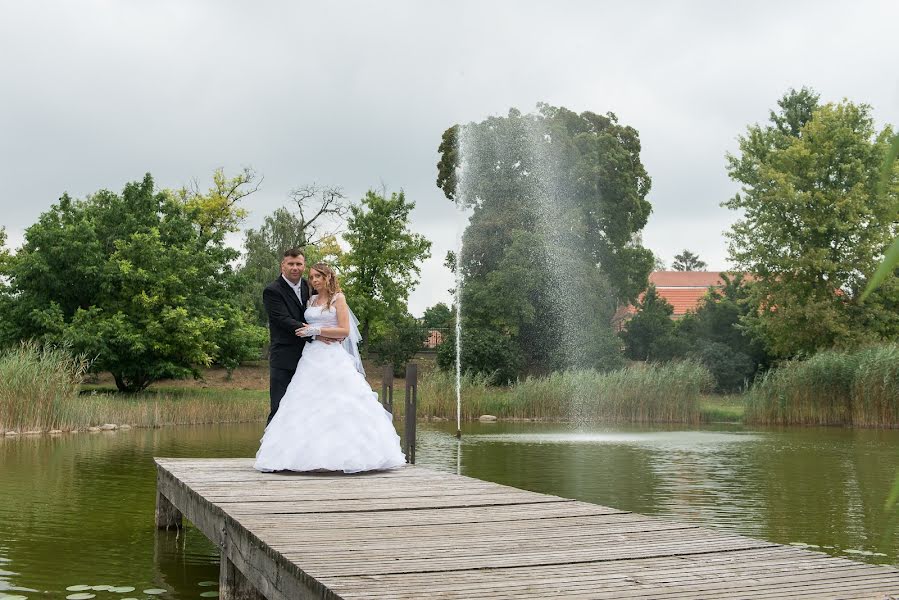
[[310, 262, 341, 305]]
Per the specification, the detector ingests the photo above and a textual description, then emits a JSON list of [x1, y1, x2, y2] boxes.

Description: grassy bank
[[397, 361, 714, 424], [745, 344, 899, 426]]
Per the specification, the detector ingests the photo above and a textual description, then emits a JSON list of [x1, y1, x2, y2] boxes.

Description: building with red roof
[[612, 271, 738, 330]]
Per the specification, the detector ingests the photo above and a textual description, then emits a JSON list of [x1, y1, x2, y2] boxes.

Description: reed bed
[[851, 345, 899, 427], [745, 344, 899, 426], [0, 343, 88, 433], [405, 361, 713, 424]]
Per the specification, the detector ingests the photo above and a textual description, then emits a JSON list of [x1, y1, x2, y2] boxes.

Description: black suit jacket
[[263, 276, 311, 370]]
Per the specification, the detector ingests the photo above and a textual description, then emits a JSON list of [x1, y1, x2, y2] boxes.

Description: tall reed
[[0, 342, 88, 433], [404, 361, 712, 424], [851, 344, 899, 427], [745, 344, 899, 426]]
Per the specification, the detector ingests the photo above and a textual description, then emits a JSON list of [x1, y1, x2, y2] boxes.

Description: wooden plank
[[218, 494, 573, 516]]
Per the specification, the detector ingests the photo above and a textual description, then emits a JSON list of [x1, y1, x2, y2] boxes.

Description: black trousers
[[268, 366, 296, 424]]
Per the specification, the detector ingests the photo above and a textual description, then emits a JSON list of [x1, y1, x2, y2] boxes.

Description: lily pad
[[66, 586, 92, 592], [142, 590, 167, 596], [66, 594, 96, 600], [91, 586, 112, 591], [199, 593, 219, 598], [197, 581, 217, 587], [0, 595, 29, 600], [108, 587, 135, 593]]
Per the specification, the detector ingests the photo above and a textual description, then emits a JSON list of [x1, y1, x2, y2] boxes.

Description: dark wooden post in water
[[380, 365, 393, 412], [403, 363, 417, 464], [155, 488, 182, 530]]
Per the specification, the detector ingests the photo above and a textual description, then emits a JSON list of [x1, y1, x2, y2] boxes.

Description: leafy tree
[[652, 253, 667, 271], [438, 104, 654, 303], [672, 250, 707, 271], [436, 104, 653, 378], [367, 312, 427, 376], [422, 303, 453, 329], [437, 327, 522, 385], [0, 227, 9, 268], [0, 228, 12, 346], [341, 189, 432, 353], [725, 88, 899, 357], [681, 274, 771, 391], [0, 173, 265, 391], [619, 285, 676, 361]]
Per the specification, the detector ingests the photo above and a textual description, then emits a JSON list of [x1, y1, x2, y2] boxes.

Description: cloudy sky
[[2, 1, 897, 315]]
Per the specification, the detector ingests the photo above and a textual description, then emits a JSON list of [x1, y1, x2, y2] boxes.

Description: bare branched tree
[[288, 183, 348, 246]]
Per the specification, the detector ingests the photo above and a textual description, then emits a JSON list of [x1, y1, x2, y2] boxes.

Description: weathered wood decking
[[154, 458, 899, 599]]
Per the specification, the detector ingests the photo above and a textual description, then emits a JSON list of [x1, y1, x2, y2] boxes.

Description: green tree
[[0, 173, 266, 391], [725, 88, 899, 357], [341, 189, 432, 354], [436, 327, 522, 385], [422, 303, 453, 329], [436, 104, 652, 378], [367, 312, 427, 376], [619, 285, 677, 361], [0, 228, 12, 346], [682, 274, 770, 391], [672, 250, 707, 271], [438, 105, 654, 303]]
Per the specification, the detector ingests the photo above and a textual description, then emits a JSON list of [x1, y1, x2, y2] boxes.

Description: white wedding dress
[[254, 300, 406, 473]]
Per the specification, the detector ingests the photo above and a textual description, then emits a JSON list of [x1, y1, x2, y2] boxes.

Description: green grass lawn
[[699, 394, 745, 423]]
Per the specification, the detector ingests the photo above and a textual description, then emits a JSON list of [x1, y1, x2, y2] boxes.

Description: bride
[[254, 262, 406, 473]]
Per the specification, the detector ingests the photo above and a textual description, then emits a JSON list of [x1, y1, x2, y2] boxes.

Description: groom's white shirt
[[281, 274, 304, 304]]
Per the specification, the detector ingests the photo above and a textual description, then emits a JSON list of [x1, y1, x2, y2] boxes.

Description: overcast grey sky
[[2, 1, 897, 315]]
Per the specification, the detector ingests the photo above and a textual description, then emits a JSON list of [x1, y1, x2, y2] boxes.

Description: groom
[[263, 248, 326, 424]]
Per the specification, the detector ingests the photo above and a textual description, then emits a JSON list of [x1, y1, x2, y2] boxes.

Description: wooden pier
[[155, 458, 899, 599]]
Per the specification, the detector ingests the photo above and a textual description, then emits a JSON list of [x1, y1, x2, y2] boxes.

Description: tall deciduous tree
[[725, 88, 899, 357], [341, 190, 432, 350], [436, 104, 650, 378], [0, 173, 266, 391], [672, 250, 707, 271]]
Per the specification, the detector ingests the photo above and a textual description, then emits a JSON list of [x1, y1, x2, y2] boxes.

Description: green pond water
[[1, 421, 898, 599]]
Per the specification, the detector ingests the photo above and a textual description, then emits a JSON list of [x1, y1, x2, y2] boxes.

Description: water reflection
[[0, 421, 897, 598]]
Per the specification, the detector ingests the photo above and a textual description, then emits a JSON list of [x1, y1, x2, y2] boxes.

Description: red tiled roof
[[649, 271, 727, 288], [658, 288, 713, 316], [613, 271, 746, 327]]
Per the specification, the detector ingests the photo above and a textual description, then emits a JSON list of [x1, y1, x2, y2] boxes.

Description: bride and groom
[[253, 248, 405, 473]]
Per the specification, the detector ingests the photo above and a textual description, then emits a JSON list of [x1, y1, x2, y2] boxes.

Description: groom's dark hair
[[283, 248, 305, 258]]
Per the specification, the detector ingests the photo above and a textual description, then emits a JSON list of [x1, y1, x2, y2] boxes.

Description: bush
[[437, 328, 522, 385], [690, 341, 755, 392]]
